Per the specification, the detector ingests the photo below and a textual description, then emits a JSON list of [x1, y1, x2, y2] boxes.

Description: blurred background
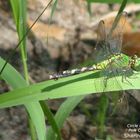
[[0, 0, 140, 139]]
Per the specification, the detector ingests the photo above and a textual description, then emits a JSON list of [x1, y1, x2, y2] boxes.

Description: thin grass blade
[[46, 96, 85, 140]]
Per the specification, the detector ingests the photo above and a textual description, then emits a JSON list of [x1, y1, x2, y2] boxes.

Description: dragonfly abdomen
[[49, 66, 98, 80]]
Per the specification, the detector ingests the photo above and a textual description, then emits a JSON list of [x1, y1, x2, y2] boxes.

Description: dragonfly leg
[[122, 69, 133, 86]]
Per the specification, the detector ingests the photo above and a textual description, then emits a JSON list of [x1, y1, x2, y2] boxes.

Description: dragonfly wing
[[96, 20, 106, 41], [94, 20, 111, 63], [107, 12, 127, 54], [94, 56, 130, 115]]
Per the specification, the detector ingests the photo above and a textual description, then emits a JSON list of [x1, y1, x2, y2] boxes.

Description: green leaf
[[40, 101, 61, 140], [10, 0, 29, 82], [49, 0, 58, 22], [10, 0, 19, 28], [0, 57, 46, 140], [46, 96, 85, 140], [109, 0, 128, 36], [96, 94, 109, 138]]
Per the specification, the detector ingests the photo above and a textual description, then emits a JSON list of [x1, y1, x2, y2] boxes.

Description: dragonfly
[[93, 12, 140, 116], [48, 11, 138, 116], [49, 12, 134, 82]]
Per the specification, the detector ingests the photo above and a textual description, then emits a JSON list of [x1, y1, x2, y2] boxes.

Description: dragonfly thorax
[[95, 38, 121, 63]]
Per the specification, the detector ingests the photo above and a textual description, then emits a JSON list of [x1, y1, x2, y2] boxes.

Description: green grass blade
[[9, 0, 19, 28], [46, 96, 85, 140], [50, 0, 58, 22], [0, 57, 46, 140], [40, 101, 61, 140], [87, 1, 92, 16], [26, 103, 46, 140], [109, 0, 128, 36], [10, 0, 29, 82], [28, 117, 37, 140], [96, 94, 109, 138], [46, 0, 58, 44], [0, 70, 140, 107]]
